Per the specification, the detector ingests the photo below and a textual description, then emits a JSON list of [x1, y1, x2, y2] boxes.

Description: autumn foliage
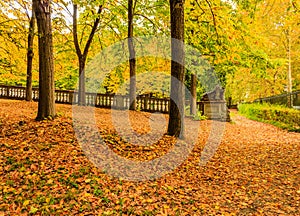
[[1, 99, 300, 215]]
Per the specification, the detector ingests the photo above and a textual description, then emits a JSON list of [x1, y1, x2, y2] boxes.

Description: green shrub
[[238, 103, 300, 131], [193, 111, 207, 121]]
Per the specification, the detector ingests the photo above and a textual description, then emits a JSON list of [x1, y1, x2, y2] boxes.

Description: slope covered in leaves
[[0, 99, 299, 215]]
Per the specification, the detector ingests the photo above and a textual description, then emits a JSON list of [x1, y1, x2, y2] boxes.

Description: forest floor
[[0, 99, 300, 215]]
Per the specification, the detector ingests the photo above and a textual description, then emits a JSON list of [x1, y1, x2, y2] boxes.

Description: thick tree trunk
[[167, 0, 185, 138], [128, 0, 136, 110], [26, 9, 35, 101], [34, 0, 56, 120], [190, 73, 197, 116]]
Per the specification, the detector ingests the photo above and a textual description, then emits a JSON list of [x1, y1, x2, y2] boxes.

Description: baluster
[[96, 94, 99, 106], [57, 91, 60, 102], [165, 100, 168, 113], [158, 100, 161, 112], [7, 86, 10, 97]]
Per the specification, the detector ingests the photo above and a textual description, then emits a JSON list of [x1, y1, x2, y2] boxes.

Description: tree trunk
[[78, 58, 86, 105], [287, 28, 293, 107], [128, 0, 136, 110], [34, 0, 56, 120], [73, 4, 102, 106], [190, 73, 197, 115], [26, 8, 35, 101], [167, 0, 185, 138]]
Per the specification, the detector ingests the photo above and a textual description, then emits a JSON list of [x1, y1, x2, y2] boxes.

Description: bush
[[238, 103, 300, 132], [193, 111, 207, 121]]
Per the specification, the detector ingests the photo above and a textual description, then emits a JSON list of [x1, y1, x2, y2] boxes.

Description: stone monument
[[201, 85, 230, 121]]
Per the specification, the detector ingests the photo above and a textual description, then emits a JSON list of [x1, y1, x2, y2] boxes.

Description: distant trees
[[226, 0, 300, 103], [33, 0, 55, 120], [0, 0, 34, 83]]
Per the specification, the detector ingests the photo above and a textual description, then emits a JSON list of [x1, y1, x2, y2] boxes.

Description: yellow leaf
[[23, 200, 30, 206], [85, 179, 91, 183], [146, 198, 153, 203], [84, 192, 92, 197], [167, 186, 174, 191], [29, 206, 38, 214]]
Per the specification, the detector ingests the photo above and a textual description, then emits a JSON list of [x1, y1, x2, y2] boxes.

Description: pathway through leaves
[[0, 100, 299, 215]]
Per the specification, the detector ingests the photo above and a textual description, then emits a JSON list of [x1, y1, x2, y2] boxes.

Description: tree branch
[[72, 4, 82, 58], [196, 0, 220, 45], [83, 5, 103, 58], [134, 13, 157, 29]]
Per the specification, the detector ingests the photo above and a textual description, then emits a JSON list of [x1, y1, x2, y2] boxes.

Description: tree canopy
[[0, 0, 299, 103]]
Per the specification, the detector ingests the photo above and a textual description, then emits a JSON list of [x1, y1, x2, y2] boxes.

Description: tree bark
[[190, 73, 197, 115], [26, 6, 35, 102], [78, 57, 86, 106], [167, 0, 185, 138], [73, 4, 102, 106], [34, 0, 56, 120], [128, 0, 136, 110], [287, 28, 293, 107]]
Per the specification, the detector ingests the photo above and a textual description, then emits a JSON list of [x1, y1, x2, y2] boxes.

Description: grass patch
[[238, 103, 300, 132]]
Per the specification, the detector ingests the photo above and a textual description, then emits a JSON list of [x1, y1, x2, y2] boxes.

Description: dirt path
[[228, 109, 300, 145]]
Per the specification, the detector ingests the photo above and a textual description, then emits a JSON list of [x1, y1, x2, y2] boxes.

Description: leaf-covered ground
[[0, 99, 299, 215]]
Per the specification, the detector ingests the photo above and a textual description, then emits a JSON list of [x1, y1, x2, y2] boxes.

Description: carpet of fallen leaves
[[0, 99, 300, 215]]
